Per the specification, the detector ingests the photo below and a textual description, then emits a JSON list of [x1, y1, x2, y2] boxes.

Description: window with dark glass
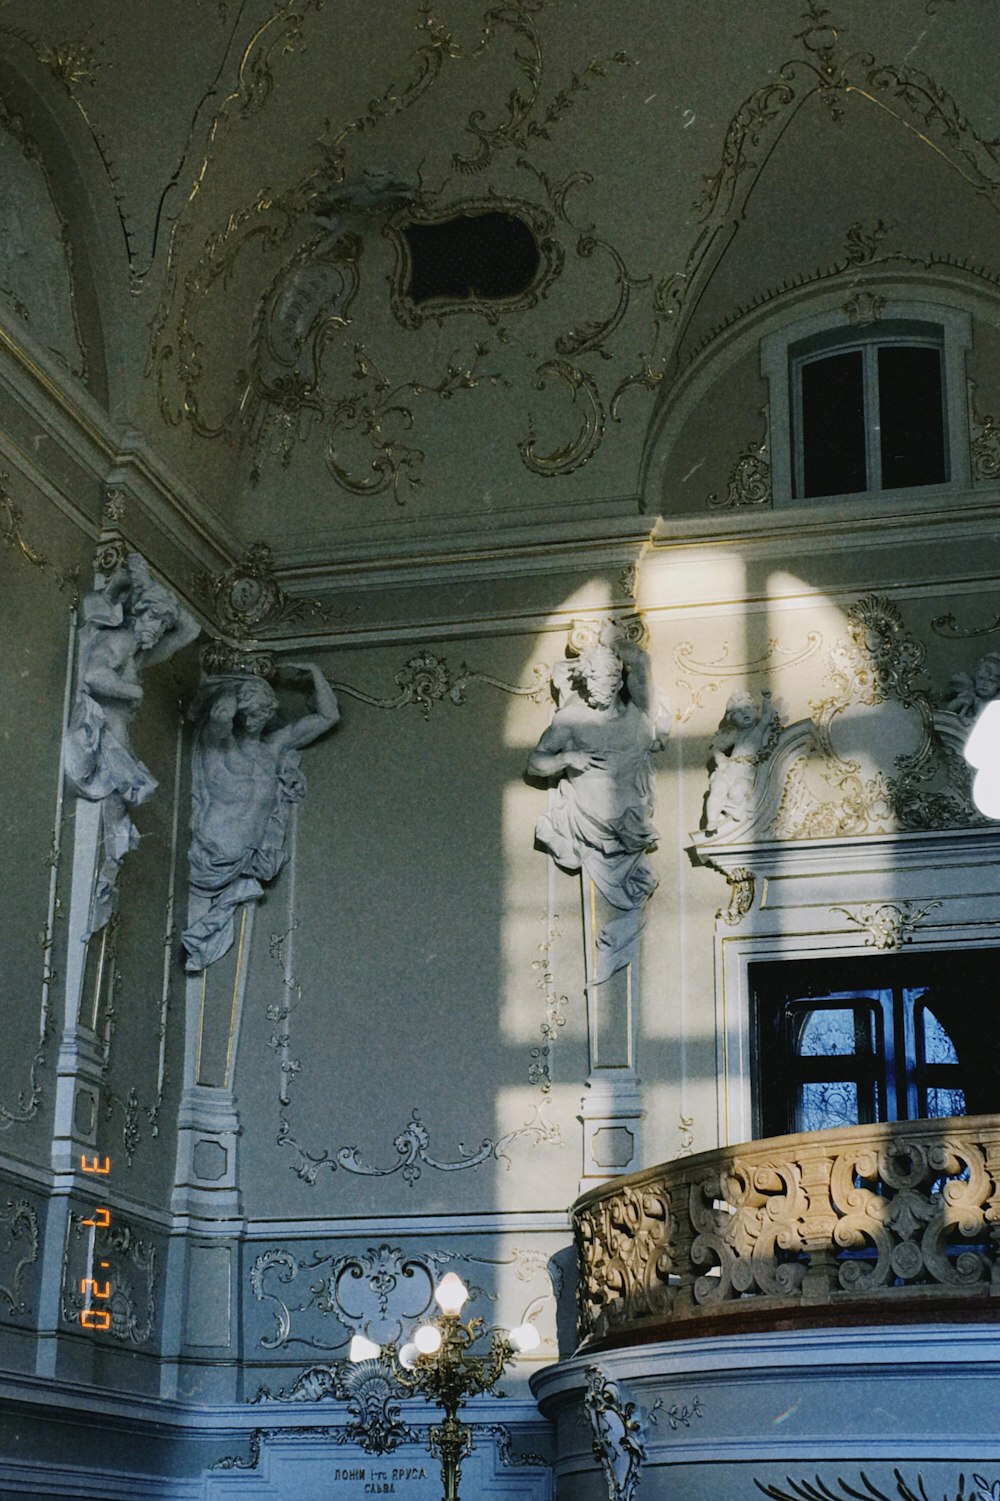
[[752, 951, 998, 1139], [792, 324, 947, 499]]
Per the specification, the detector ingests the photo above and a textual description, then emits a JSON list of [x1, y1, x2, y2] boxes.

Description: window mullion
[[864, 343, 881, 490]]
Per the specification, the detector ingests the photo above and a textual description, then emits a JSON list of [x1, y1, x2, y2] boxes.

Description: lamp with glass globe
[[348, 1271, 540, 1501]]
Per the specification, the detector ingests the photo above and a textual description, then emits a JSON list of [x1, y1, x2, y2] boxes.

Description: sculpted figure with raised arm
[[526, 623, 671, 982], [182, 662, 340, 972], [64, 552, 199, 937]]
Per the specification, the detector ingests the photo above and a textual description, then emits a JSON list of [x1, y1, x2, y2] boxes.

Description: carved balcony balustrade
[[573, 1115, 1000, 1351]]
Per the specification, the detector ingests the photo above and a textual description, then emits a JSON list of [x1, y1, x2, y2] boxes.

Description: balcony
[[573, 1114, 1000, 1351]]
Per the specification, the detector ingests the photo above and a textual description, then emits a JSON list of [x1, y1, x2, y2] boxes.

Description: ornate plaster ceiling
[[3, 1, 1000, 583]]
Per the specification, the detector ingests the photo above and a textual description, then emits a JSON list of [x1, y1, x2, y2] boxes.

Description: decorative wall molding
[[277, 1104, 560, 1189], [62, 1208, 158, 1345], [706, 412, 771, 509], [528, 915, 569, 1096], [672, 630, 821, 725], [1, 473, 79, 598], [583, 1366, 648, 1501], [0, 1199, 39, 1317], [249, 1239, 555, 1355], [830, 899, 943, 951], [692, 595, 994, 851]]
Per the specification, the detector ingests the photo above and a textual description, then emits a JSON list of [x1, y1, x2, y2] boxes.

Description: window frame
[[751, 952, 991, 1140], [761, 299, 972, 506]]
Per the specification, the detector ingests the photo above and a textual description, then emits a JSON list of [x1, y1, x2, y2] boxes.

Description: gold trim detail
[[831, 899, 943, 950], [386, 197, 561, 330], [706, 411, 771, 510]]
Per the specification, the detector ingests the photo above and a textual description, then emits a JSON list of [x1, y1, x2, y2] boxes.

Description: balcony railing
[[573, 1115, 1000, 1350]]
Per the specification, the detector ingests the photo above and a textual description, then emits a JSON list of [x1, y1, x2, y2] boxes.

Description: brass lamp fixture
[[348, 1271, 540, 1501]]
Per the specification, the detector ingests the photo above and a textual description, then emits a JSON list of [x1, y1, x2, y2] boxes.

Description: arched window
[[762, 300, 972, 506]]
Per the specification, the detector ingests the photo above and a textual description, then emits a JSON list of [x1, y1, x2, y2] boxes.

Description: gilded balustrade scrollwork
[[574, 1116, 1000, 1349]]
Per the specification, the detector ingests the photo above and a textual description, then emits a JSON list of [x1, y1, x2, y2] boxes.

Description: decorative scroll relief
[[1, 474, 79, 597], [706, 411, 771, 509], [249, 1240, 554, 1355], [277, 1105, 559, 1189], [255, 1356, 419, 1456], [692, 596, 994, 851], [584, 1367, 648, 1501], [573, 1117, 1000, 1349], [654, 4, 1000, 375], [0, 1199, 39, 1317], [62, 1209, 157, 1345], [265, 866, 561, 1190], [672, 630, 821, 726], [832, 900, 943, 951]]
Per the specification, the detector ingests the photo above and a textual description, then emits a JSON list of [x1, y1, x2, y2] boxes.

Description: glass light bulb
[[398, 1341, 420, 1370], [434, 1272, 469, 1315], [414, 1323, 442, 1354], [348, 1334, 382, 1362], [508, 1322, 541, 1353]]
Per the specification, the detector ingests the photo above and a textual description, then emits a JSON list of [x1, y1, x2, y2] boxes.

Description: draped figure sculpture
[[702, 688, 777, 836], [64, 553, 199, 938], [526, 626, 671, 982], [182, 663, 339, 973]]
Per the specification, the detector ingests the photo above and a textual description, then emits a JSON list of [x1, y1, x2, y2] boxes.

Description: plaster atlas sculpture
[[526, 622, 670, 982], [182, 661, 339, 972], [64, 552, 199, 938]]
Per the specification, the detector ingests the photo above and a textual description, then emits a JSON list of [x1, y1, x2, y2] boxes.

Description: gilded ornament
[[843, 289, 886, 326], [196, 543, 329, 640], [0, 1199, 39, 1316], [968, 380, 1000, 484], [519, 359, 605, 475], [554, 235, 648, 360], [655, 8, 1000, 373], [387, 197, 560, 330], [718, 867, 755, 927], [575, 1117, 1000, 1348], [831, 900, 943, 951], [706, 423, 772, 509]]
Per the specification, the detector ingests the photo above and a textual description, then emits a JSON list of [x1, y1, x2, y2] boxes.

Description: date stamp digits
[[79, 1154, 112, 1332]]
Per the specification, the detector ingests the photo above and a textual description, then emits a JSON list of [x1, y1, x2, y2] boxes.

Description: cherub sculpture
[[703, 688, 777, 836]]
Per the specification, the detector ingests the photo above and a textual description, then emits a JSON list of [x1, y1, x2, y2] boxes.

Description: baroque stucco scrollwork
[[693, 595, 995, 853], [249, 1240, 553, 1356], [62, 1209, 158, 1345], [654, 6, 1000, 382], [583, 1367, 649, 1501], [0, 1199, 39, 1317]]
